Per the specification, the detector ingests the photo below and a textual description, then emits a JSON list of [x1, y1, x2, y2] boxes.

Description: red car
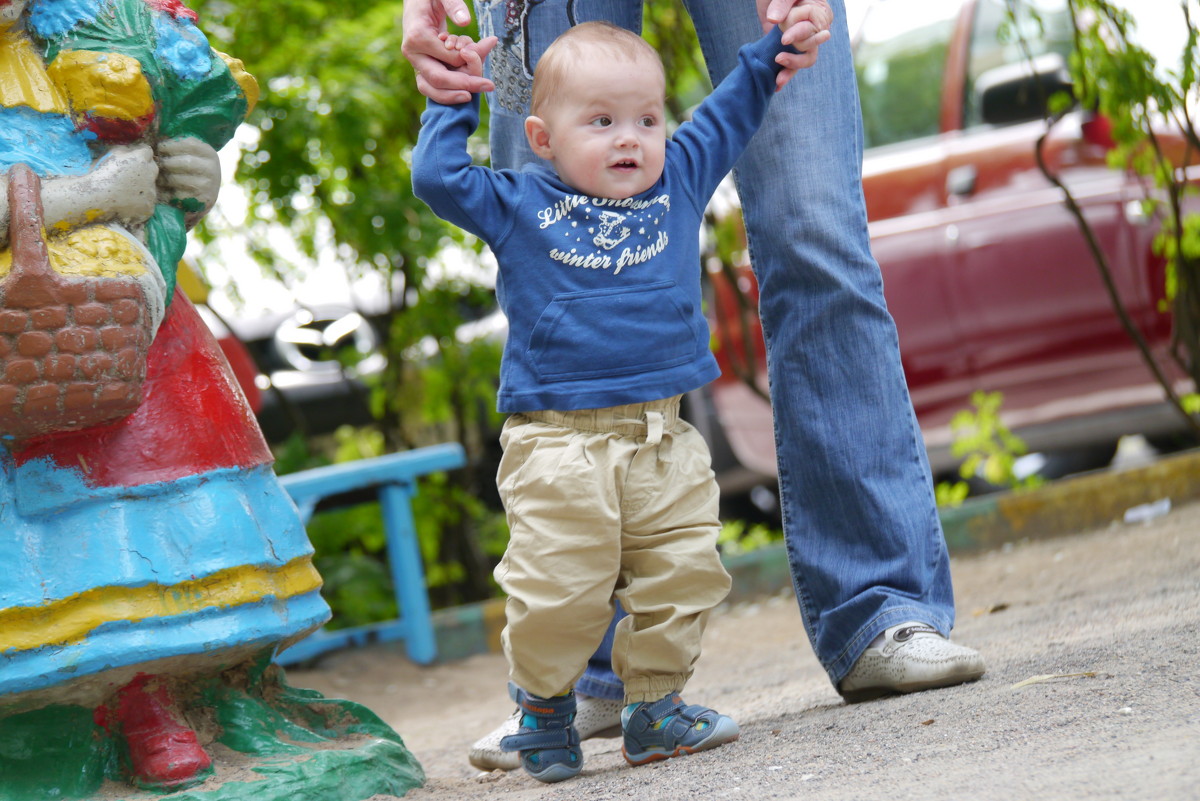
[[695, 0, 1196, 501]]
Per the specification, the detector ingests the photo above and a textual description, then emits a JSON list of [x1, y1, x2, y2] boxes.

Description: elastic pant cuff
[[621, 674, 689, 705]]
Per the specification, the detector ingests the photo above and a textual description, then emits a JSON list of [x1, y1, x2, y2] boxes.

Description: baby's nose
[[615, 128, 639, 147]]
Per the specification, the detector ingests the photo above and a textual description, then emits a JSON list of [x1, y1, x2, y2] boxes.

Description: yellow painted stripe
[[0, 557, 323, 654]]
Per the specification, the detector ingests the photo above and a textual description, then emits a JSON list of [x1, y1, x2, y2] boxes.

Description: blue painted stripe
[[0, 107, 95, 175], [0, 590, 329, 699], [0, 461, 314, 607]]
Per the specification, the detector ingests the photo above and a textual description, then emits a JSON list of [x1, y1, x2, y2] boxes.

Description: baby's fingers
[[460, 47, 483, 78], [439, 33, 473, 51], [471, 35, 499, 62]]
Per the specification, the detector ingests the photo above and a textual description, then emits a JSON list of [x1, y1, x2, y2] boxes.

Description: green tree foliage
[[1065, 0, 1200, 423], [1017, 0, 1200, 432], [186, 1, 710, 610]]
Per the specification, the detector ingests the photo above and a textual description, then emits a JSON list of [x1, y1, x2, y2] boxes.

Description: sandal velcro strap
[[625, 693, 705, 737], [637, 694, 687, 724], [625, 694, 723, 746], [499, 726, 580, 753]]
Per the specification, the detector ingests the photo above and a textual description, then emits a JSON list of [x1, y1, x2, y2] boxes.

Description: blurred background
[[182, 0, 1199, 628]]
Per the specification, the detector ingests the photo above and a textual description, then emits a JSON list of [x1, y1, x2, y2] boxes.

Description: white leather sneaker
[[468, 694, 624, 771], [838, 621, 986, 703]]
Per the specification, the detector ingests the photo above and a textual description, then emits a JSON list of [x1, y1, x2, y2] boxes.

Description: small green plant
[[935, 479, 971, 508], [717, 519, 783, 557], [936, 390, 1044, 506], [1010, 0, 1200, 437]]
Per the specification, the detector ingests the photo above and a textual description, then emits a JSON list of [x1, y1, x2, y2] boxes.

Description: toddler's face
[[530, 50, 666, 199]]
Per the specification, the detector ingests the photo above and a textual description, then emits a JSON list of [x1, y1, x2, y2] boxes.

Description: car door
[[941, 0, 1158, 436], [854, 0, 975, 452]]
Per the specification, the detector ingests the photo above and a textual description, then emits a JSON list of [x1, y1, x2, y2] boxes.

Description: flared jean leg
[[682, 0, 956, 683]]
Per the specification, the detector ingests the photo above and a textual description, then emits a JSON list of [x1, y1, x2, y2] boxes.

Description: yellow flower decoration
[[216, 51, 260, 114], [46, 50, 154, 121]]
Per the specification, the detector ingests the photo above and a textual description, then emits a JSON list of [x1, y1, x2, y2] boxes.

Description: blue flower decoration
[[27, 0, 109, 38], [153, 14, 212, 82]]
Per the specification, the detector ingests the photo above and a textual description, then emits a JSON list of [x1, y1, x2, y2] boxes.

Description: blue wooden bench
[[273, 442, 466, 666]]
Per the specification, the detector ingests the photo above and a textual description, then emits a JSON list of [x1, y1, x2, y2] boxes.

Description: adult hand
[[401, 0, 495, 104], [759, 0, 834, 90]]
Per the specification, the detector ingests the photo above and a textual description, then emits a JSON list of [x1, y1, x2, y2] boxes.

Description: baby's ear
[[524, 116, 553, 159]]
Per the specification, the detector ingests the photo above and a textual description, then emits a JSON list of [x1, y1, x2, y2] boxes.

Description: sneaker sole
[[840, 669, 985, 704], [585, 723, 623, 739], [469, 749, 521, 772], [469, 723, 623, 772]]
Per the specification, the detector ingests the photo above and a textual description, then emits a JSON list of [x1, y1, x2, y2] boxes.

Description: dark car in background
[[195, 293, 383, 443], [690, 0, 1197, 503]]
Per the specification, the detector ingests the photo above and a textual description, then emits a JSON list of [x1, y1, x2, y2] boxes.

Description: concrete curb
[[427, 448, 1200, 664]]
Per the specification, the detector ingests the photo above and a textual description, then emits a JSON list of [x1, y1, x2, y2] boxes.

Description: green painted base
[[0, 662, 424, 801]]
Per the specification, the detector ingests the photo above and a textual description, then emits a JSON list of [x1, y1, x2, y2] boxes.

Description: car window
[[963, 0, 1074, 129], [854, 0, 961, 149]]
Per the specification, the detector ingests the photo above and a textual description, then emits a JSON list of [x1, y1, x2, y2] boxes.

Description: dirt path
[[287, 501, 1200, 801]]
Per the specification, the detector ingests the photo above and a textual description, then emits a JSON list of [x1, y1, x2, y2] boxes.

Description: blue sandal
[[622, 693, 740, 766], [498, 683, 582, 783]]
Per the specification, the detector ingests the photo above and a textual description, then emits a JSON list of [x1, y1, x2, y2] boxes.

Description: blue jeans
[[478, 0, 956, 693]]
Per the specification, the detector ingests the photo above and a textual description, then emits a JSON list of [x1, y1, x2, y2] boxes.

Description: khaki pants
[[495, 396, 731, 704]]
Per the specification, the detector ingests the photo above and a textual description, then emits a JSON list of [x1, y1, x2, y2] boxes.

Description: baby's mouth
[[611, 159, 639, 171]]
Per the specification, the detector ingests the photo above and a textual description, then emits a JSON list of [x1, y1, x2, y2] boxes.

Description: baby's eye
[[591, 116, 613, 127], [638, 116, 657, 128]]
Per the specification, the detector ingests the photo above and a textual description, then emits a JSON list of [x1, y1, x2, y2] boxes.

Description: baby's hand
[[779, 1, 833, 56], [436, 33, 498, 83], [439, 32, 474, 52]]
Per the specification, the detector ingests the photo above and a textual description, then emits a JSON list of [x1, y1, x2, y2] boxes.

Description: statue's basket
[[0, 165, 152, 440]]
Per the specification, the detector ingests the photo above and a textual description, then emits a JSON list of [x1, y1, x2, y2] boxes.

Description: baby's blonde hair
[[530, 21, 664, 117]]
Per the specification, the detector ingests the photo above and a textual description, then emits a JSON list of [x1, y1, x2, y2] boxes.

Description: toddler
[[413, 17, 805, 783]]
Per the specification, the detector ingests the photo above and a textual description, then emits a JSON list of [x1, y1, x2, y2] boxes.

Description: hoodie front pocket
[[528, 281, 698, 382]]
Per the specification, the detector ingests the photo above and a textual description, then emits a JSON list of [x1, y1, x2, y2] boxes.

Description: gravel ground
[[287, 500, 1200, 801]]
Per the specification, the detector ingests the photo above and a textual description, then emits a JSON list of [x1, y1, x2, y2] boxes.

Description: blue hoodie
[[413, 28, 790, 413]]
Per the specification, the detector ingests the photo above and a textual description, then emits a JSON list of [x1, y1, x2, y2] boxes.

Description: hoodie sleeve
[[411, 95, 521, 244], [667, 27, 794, 209]]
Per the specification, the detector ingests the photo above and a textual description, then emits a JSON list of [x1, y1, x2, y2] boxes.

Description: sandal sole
[[622, 732, 739, 766]]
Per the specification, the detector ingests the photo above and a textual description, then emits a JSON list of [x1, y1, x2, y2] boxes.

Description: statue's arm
[[0, 145, 159, 250]]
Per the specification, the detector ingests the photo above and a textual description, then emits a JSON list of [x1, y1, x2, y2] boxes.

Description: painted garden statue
[[0, 1, 422, 797]]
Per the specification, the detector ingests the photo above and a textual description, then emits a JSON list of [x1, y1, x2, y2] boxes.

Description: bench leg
[[379, 484, 437, 664]]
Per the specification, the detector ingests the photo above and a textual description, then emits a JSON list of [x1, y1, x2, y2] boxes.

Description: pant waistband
[[519, 396, 681, 438]]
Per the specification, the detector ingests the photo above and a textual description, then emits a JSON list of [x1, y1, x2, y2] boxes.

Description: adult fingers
[[761, 0, 795, 26], [412, 51, 495, 103], [442, 0, 473, 27]]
